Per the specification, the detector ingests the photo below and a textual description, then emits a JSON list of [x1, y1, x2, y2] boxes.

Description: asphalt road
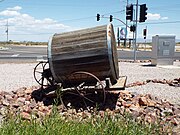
[[0, 45, 47, 62], [0, 45, 179, 63]]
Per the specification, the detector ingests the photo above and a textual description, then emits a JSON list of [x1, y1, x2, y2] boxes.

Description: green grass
[[0, 107, 170, 135]]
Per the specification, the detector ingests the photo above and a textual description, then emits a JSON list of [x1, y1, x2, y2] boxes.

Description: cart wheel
[[65, 71, 106, 107], [34, 61, 55, 87]]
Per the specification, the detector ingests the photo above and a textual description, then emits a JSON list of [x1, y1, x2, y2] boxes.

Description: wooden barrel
[[48, 24, 119, 87]]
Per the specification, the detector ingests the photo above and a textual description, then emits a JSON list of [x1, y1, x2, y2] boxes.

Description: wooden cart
[[33, 24, 126, 104]]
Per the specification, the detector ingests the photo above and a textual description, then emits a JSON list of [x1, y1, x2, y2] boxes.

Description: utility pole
[[133, 0, 138, 62], [6, 19, 9, 43]]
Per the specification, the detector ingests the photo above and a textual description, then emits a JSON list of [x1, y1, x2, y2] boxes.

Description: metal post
[[145, 25, 147, 50], [133, 29, 135, 49], [117, 27, 120, 47], [125, 0, 128, 48], [134, 0, 138, 62], [6, 19, 9, 43]]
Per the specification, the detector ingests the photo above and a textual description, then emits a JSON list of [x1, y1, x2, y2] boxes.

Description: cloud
[[147, 13, 161, 20], [0, 10, 20, 16], [161, 17, 168, 20], [0, 6, 71, 41], [0, 6, 22, 16], [7, 6, 22, 11], [147, 13, 168, 21]]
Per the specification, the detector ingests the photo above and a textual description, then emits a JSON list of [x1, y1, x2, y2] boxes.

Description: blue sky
[[0, 0, 180, 41]]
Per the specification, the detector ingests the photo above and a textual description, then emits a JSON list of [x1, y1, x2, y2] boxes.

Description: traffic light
[[126, 4, 133, 21], [97, 14, 100, 21], [139, 4, 148, 22], [130, 25, 136, 32], [143, 28, 147, 39], [110, 15, 113, 22]]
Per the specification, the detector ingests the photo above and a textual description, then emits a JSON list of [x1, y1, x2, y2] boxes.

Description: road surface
[[0, 45, 179, 63], [0, 45, 47, 62]]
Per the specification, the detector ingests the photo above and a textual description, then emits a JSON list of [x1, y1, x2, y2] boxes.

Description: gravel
[[0, 63, 38, 92], [119, 61, 180, 104], [0, 61, 179, 104]]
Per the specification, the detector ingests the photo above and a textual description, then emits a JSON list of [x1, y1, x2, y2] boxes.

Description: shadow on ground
[[31, 86, 119, 111], [141, 64, 156, 67]]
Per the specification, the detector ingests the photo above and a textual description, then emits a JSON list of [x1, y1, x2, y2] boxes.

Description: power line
[[102, 10, 125, 16], [1, 19, 179, 36], [115, 20, 180, 27], [46, 10, 125, 23], [0, 9, 124, 26], [58, 16, 95, 23], [140, 20, 180, 25]]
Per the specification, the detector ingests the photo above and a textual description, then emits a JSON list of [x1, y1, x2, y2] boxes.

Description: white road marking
[[11, 54, 20, 57]]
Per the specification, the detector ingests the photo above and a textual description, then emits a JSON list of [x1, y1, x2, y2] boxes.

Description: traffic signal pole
[[125, 0, 129, 48], [133, 0, 138, 62]]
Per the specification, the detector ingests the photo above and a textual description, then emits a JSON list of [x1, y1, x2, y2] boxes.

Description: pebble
[[0, 85, 179, 134], [126, 78, 180, 88]]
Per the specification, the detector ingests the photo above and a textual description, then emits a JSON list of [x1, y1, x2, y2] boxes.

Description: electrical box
[[151, 35, 175, 65]]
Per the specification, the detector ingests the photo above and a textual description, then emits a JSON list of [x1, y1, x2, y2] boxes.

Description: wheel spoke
[[66, 92, 79, 96], [66, 71, 106, 108], [34, 61, 54, 87], [38, 77, 42, 83], [41, 63, 44, 69], [35, 71, 42, 74], [83, 96, 94, 103]]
